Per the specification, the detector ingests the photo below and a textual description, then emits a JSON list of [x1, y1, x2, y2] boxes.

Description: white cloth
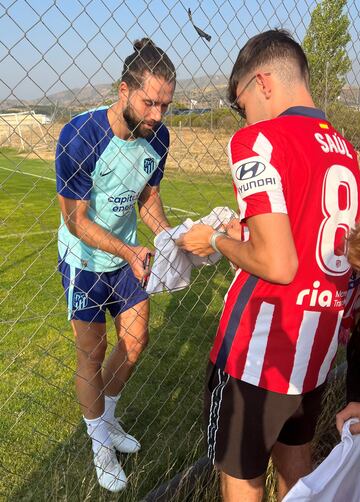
[[283, 419, 360, 502], [146, 207, 237, 294]]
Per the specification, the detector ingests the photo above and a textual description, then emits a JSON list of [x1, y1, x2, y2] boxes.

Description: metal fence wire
[[0, 0, 359, 500]]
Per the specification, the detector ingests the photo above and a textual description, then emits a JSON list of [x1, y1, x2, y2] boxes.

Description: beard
[[123, 104, 159, 138]]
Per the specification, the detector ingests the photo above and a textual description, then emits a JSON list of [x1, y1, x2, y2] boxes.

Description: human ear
[[256, 73, 272, 99], [119, 81, 129, 101]]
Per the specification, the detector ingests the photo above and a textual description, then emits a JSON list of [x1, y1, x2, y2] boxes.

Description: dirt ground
[[4, 122, 360, 173], [2, 123, 233, 173]]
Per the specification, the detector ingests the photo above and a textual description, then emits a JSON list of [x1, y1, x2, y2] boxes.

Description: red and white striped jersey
[[210, 107, 360, 394]]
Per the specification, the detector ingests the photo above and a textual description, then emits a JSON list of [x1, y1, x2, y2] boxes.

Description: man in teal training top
[[56, 38, 175, 492]]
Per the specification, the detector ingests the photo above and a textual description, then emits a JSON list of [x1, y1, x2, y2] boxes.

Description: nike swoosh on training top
[[99, 170, 115, 177]]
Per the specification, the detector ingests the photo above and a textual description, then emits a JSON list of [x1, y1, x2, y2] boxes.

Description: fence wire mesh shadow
[[1, 0, 360, 500]]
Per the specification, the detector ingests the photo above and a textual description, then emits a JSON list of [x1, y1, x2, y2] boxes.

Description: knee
[[121, 329, 149, 360], [136, 328, 149, 353], [138, 329, 149, 351], [77, 339, 107, 369], [221, 471, 264, 502]]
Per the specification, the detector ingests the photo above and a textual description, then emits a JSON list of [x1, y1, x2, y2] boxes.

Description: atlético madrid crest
[[143, 157, 155, 174], [73, 292, 88, 311]]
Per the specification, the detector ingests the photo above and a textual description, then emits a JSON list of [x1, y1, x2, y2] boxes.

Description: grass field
[[0, 143, 348, 502], [0, 146, 237, 500]]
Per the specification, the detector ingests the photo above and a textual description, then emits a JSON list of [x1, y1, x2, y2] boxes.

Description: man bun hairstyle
[[228, 29, 310, 105], [122, 37, 176, 89], [133, 38, 153, 52]]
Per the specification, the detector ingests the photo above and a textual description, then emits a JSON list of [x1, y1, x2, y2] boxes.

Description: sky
[[0, 0, 359, 102]]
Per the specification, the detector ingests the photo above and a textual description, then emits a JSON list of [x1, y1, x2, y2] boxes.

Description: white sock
[[84, 412, 113, 454], [103, 394, 120, 426]]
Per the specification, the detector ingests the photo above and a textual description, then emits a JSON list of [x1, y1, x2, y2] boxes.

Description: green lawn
[[0, 148, 236, 500]]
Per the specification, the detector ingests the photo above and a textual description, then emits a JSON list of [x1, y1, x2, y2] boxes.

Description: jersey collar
[[279, 106, 326, 120]]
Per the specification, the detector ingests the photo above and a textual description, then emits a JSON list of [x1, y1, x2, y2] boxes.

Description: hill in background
[[1, 74, 228, 112], [1, 75, 359, 114]]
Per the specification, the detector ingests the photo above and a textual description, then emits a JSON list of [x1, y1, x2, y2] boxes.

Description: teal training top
[[55, 107, 169, 272]]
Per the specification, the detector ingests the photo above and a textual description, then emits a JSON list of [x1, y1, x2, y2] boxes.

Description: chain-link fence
[[0, 0, 359, 500]]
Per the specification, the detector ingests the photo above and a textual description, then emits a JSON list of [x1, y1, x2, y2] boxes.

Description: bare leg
[[220, 471, 264, 502], [103, 299, 149, 396], [272, 441, 312, 500], [72, 320, 107, 419]]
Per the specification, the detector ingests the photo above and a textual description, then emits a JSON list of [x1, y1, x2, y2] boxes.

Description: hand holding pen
[[141, 252, 152, 289]]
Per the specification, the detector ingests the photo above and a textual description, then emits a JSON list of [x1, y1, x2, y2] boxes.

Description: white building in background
[[0, 110, 50, 150]]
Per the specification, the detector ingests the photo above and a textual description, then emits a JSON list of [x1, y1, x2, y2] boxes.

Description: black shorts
[[204, 361, 326, 480]]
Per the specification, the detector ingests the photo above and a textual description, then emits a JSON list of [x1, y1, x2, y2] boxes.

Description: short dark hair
[[228, 29, 309, 104], [121, 38, 176, 90]]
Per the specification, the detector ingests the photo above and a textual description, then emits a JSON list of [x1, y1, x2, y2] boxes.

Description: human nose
[[150, 105, 162, 122]]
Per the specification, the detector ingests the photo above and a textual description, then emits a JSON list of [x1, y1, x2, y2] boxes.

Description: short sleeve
[[147, 124, 170, 187], [55, 122, 94, 200], [228, 129, 287, 221]]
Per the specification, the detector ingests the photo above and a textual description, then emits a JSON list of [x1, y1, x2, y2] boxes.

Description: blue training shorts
[[59, 261, 149, 323]]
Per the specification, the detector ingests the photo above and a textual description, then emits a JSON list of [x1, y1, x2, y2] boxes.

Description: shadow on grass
[[7, 262, 230, 501]]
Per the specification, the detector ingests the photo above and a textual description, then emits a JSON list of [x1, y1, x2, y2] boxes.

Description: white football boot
[[108, 419, 141, 454], [93, 445, 127, 492]]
